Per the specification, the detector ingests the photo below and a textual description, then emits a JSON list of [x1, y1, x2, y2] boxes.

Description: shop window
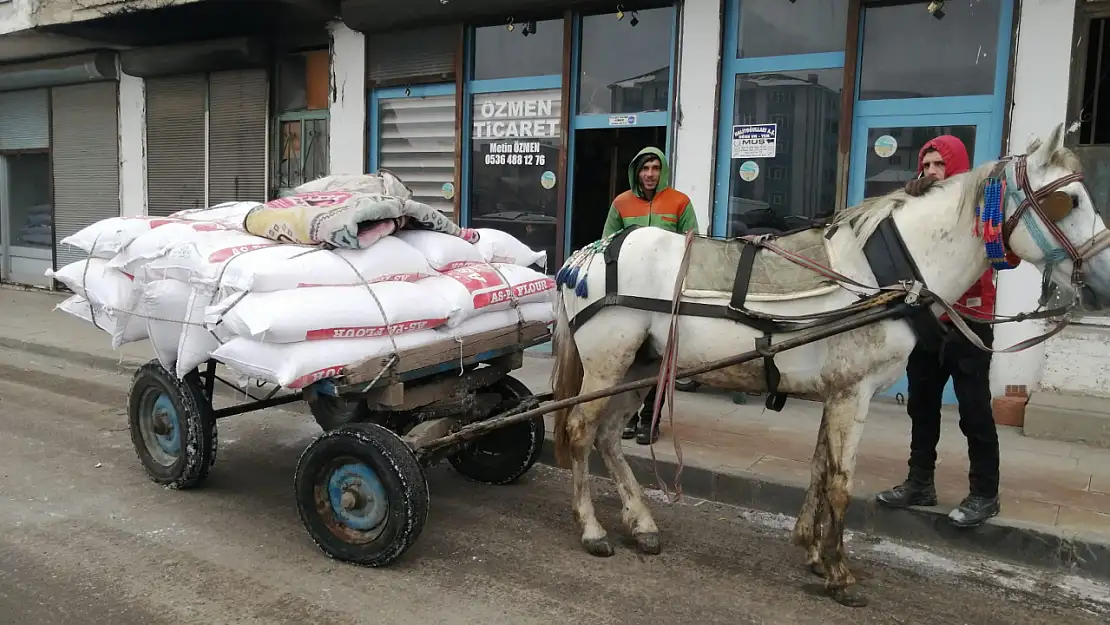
[[4, 152, 52, 249], [724, 69, 841, 237], [469, 88, 562, 269], [738, 0, 848, 58], [273, 50, 330, 195], [377, 94, 458, 218], [473, 19, 564, 81], [1073, 14, 1110, 228], [578, 7, 673, 115], [858, 0, 1000, 100]]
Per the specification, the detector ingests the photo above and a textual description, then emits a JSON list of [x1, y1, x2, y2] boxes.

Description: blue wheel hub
[[141, 392, 182, 466], [327, 462, 388, 531]]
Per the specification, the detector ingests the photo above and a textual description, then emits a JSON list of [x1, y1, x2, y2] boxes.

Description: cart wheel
[[448, 376, 544, 485], [307, 392, 372, 432], [675, 378, 701, 393], [128, 360, 217, 490], [294, 422, 429, 567]]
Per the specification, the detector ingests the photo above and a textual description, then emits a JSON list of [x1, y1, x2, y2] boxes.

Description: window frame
[[270, 49, 331, 198]]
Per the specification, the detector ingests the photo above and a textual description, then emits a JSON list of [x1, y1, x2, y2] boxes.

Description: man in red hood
[[874, 135, 1003, 528]]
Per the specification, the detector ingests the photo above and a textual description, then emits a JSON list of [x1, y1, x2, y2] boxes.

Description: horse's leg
[[793, 406, 831, 575], [594, 388, 661, 555], [815, 387, 871, 608], [566, 387, 612, 557]]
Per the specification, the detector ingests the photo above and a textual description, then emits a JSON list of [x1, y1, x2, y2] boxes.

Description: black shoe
[[948, 495, 1000, 528], [622, 415, 638, 440], [635, 417, 660, 445], [875, 479, 938, 509]]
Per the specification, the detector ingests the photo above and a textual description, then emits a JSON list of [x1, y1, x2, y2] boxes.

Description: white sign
[[731, 123, 777, 159], [472, 90, 562, 140], [608, 114, 638, 127], [483, 141, 549, 167]]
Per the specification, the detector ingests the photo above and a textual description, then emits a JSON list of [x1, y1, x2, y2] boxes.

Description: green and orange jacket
[[601, 147, 699, 238]]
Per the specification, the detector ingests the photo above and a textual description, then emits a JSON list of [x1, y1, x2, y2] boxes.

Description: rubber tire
[[307, 392, 372, 432], [675, 378, 701, 393], [127, 360, 218, 490], [447, 376, 544, 485], [294, 422, 429, 567]]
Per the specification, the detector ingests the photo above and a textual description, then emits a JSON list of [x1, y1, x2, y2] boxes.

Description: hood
[[628, 146, 670, 198], [916, 135, 971, 178]]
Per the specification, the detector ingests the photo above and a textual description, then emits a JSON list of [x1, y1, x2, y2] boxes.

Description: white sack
[[418, 263, 556, 323], [56, 294, 124, 338], [142, 230, 304, 286], [245, 236, 436, 293], [435, 302, 555, 338], [210, 281, 459, 343], [169, 201, 260, 228], [60, 216, 197, 260], [474, 228, 547, 269], [395, 229, 485, 271], [212, 330, 435, 389], [141, 279, 195, 373], [107, 222, 236, 277], [176, 287, 226, 379], [47, 258, 136, 311]]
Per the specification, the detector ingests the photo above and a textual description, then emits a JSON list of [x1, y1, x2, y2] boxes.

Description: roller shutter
[[207, 69, 268, 204], [51, 82, 120, 270], [366, 26, 458, 85], [146, 74, 207, 216], [0, 89, 49, 150]]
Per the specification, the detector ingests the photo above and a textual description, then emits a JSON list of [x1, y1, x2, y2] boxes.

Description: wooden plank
[[342, 322, 551, 385]]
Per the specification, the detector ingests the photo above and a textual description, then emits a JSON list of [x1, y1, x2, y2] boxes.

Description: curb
[[0, 336, 148, 372], [535, 434, 1110, 582]]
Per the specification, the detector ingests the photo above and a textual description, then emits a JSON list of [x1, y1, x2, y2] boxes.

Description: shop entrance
[[570, 126, 665, 252]]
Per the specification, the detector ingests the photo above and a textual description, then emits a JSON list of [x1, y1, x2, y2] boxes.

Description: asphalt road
[[0, 347, 1107, 625]]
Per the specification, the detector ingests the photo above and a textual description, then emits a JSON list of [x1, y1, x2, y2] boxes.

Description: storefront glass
[[723, 69, 842, 237], [377, 93, 458, 216], [468, 88, 562, 266], [859, 125, 977, 198], [5, 152, 52, 249], [473, 19, 564, 80], [578, 8, 674, 115], [738, 0, 848, 58], [858, 0, 1000, 100]]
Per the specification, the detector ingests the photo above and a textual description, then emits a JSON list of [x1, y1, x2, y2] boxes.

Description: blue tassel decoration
[[575, 278, 589, 298]]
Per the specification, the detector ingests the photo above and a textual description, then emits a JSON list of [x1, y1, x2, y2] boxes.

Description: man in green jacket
[[603, 146, 699, 443]]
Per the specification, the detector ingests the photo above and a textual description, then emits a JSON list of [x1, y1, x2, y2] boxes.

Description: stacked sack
[[51, 194, 555, 391]]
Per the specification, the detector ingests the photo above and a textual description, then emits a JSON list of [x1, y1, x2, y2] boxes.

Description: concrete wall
[[0, 0, 35, 34], [328, 21, 366, 176], [992, 0, 1078, 396], [671, 0, 722, 235], [117, 70, 146, 217]]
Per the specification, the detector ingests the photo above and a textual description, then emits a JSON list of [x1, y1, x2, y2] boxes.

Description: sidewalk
[[3, 285, 1110, 578]]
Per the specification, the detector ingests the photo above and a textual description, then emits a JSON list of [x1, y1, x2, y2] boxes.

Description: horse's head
[[1000, 123, 1110, 312]]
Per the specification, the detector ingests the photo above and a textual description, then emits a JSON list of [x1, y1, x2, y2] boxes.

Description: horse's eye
[[1073, 195, 1081, 208]]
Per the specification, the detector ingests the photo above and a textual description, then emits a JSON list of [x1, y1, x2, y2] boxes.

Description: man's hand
[[904, 177, 937, 197]]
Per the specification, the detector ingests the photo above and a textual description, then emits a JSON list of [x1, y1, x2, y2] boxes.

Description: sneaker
[[875, 479, 938, 509], [622, 415, 638, 440], [948, 495, 1000, 528], [635, 418, 661, 445]]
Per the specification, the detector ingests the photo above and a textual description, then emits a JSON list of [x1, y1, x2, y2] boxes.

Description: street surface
[[1, 346, 1108, 625]]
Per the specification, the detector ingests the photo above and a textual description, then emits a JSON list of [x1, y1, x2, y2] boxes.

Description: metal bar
[[416, 300, 917, 454], [212, 391, 304, 420], [835, 0, 863, 214], [1092, 19, 1107, 143], [554, 10, 574, 270], [203, 360, 217, 402]]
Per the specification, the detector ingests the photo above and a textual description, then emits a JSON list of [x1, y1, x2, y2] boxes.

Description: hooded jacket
[[602, 147, 698, 238], [916, 136, 1001, 322]]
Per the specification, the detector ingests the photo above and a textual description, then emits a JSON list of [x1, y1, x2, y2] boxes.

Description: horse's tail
[[551, 289, 583, 469]]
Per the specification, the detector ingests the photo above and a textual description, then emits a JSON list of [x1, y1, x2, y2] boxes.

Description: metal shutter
[[51, 82, 120, 270], [366, 26, 458, 84], [208, 69, 267, 203], [146, 75, 206, 216], [0, 89, 49, 150]]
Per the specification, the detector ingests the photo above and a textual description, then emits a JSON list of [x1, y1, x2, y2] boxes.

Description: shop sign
[[482, 140, 550, 167], [608, 114, 638, 127], [473, 97, 561, 139], [731, 123, 777, 159]]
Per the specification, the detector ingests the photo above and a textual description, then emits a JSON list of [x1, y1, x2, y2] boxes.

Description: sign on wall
[[731, 123, 777, 159], [472, 89, 563, 140]]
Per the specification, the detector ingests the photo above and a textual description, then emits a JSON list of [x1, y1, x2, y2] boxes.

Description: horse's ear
[[1025, 135, 1043, 155], [1029, 124, 1065, 169]]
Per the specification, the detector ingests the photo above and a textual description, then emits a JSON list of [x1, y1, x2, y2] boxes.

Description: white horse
[[550, 124, 1110, 607]]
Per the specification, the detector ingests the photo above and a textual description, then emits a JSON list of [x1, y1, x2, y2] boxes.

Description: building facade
[[0, 0, 1102, 404]]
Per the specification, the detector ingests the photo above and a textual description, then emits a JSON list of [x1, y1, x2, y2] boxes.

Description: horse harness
[[563, 154, 1110, 411]]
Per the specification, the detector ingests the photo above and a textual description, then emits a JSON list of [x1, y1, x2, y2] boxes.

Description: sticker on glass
[[874, 135, 898, 158], [441, 182, 455, 200], [738, 160, 760, 183], [540, 170, 557, 189]]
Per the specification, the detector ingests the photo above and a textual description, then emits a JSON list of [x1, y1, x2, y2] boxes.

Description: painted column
[[671, 0, 723, 235], [328, 21, 367, 175], [992, 0, 1077, 396], [117, 70, 147, 217]]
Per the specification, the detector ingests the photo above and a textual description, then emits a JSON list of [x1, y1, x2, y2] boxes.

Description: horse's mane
[[832, 161, 1000, 243]]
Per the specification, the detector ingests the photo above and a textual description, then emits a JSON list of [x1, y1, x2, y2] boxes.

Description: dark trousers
[[632, 386, 664, 423], [906, 322, 1000, 498]]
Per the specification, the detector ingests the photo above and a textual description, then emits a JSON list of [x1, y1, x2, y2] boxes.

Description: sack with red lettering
[[245, 235, 436, 293], [209, 281, 459, 344], [141, 230, 301, 286], [169, 201, 260, 229], [474, 228, 547, 269], [61, 216, 195, 260], [211, 329, 436, 389], [107, 221, 236, 277], [418, 262, 556, 325], [435, 301, 555, 338], [394, 229, 485, 271]]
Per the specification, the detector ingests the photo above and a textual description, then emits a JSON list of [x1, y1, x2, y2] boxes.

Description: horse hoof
[[808, 562, 825, 578], [828, 587, 869, 608], [583, 537, 615, 557], [635, 532, 661, 555]]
